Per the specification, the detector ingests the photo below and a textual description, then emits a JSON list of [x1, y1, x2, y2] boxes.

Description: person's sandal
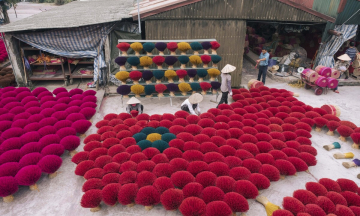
[[335, 90, 339, 93]]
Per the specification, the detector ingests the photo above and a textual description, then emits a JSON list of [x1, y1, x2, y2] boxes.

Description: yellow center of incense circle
[[146, 133, 162, 142]]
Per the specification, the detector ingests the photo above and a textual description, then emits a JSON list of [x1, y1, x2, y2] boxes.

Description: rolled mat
[[321, 105, 341, 117], [315, 75, 328, 88], [330, 68, 340, 79], [248, 79, 264, 89], [303, 69, 318, 83], [327, 77, 338, 89]]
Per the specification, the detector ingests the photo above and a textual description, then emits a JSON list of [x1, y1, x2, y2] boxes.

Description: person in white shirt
[[126, 97, 144, 114], [180, 93, 203, 115], [217, 64, 236, 107]]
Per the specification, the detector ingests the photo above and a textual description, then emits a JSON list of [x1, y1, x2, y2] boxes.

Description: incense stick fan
[[201, 55, 211, 68], [190, 82, 200, 94], [142, 70, 153, 84], [190, 42, 203, 55], [256, 196, 281, 216], [155, 84, 167, 97], [131, 84, 144, 98], [167, 83, 178, 97], [178, 83, 192, 96], [143, 42, 155, 56], [140, 56, 153, 69], [165, 56, 178, 69], [117, 42, 130, 56], [211, 81, 221, 94], [164, 70, 177, 83], [115, 71, 129, 84], [342, 159, 360, 169], [145, 85, 155, 98], [153, 56, 165, 69], [333, 152, 354, 159], [189, 55, 202, 68], [127, 57, 140, 70], [178, 42, 191, 55], [187, 69, 197, 82], [178, 56, 189, 69], [155, 42, 167, 55], [201, 42, 212, 54], [323, 142, 341, 151], [207, 68, 220, 81], [197, 69, 207, 82], [117, 85, 131, 98], [115, 56, 127, 70], [153, 70, 164, 83], [211, 55, 222, 68], [176, 70, 187, 82], [130, 42, 143, 56], [129, 71, 142, 85], [210, 41, 220, 54], [167, 42, 178, 55], [200, 82, 211, 95]]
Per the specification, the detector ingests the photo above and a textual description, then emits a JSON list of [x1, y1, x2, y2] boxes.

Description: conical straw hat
[[127, 97, 141, 105], [338, 54, 351, 61], [221, 64, 236, 73], [189, 93, 203, 104]]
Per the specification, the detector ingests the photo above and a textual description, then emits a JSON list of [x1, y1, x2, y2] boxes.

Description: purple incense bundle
[[117, 85, 131, 98], [115, 57, 127, 70], [201, 42, 212, 54], [187, 69, 197, 82], [164, 56, 178, 69], [142, 70, 153, 84], [211, 82, 221, 94], [155, 42, 167, 55], [167, 83, 179, 97]]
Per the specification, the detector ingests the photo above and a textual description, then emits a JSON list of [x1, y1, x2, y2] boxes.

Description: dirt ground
[[1, 58, 360, 216]]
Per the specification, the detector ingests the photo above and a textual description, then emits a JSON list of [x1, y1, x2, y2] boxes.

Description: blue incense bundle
[[197, 69, 208, 82], [153, 70, 165, 83], [178, 56, 189, 69], [127, 57, 140, 70], [143, 42, 155, 55], [190, 82, 200, 93], [190, 42, 203, 55], [144, 85, 155, 97], [211, 55, 222, 67]]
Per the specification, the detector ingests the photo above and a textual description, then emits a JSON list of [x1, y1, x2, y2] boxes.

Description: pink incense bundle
[[129, 71, 142, 85], [152, 56, 165, 69], [200, 55, 211, 68], [337, 125, 354, 142], [326, 121, 340, 136], [176, 70, 187, 82], [210, 41, 220, 54], [313, 117, 328, 132]]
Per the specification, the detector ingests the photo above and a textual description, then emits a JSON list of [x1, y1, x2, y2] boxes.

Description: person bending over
[[126, 97, 143, 114], [181, 93, 203, 115]]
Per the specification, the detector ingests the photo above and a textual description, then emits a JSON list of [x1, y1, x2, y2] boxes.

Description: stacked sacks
[[0, 87, 96, 202], [273, 178, 360, 216], [74, 87, 321, 213]]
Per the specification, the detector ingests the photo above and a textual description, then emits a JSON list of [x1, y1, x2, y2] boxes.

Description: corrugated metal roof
[[0, 0, 134, 33], [312, 0, 341, 18], [335, 0, 360, 24], [144, 0, 327, 23]]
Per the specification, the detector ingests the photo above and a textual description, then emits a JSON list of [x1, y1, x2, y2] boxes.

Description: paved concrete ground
[[1, 58, 360, 216]]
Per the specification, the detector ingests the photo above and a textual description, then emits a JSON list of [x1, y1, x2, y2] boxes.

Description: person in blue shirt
[[257, 49, 270, 84]]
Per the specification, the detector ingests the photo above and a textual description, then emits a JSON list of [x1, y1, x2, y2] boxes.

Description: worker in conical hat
[[181, 93, 203, 115], [333, 54, 351, 93], [126, 97, 144, 114], [217, 64, 235, 108]]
